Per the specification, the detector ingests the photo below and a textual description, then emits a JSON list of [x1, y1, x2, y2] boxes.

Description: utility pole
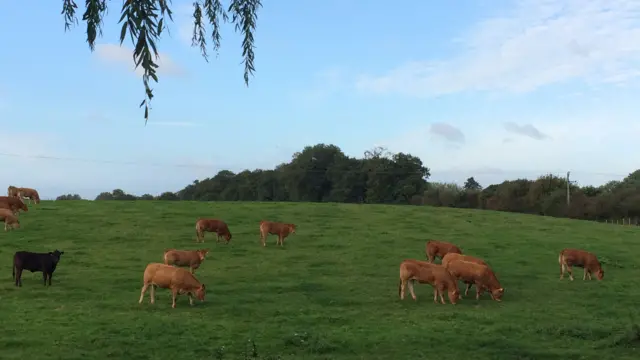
[[566, 171, 571, 206]]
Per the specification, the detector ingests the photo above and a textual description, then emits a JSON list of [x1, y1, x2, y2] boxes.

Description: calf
[[445, 260, 504, 302], [138, 263, 206, 308], [260, 220, 297, 247], [163, 249, 209, 274], [195, 218, 232, 243], [0, 208, 20, 231], [398, 259, 459, 304], [442, 253, 489, 297], [16, 187, 40, 204], [559, 248, 604, 281], [13, 249, 64, 287], [425, 240, 462, 263], [0, 196, 28, 215]]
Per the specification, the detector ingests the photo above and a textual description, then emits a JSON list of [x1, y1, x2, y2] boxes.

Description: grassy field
[[1, 201, 639, 359]]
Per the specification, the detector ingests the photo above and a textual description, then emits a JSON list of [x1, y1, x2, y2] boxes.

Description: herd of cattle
[[2, 185, 604, 308], [400, 240, 604, 304], [2, 189, 298, 308]]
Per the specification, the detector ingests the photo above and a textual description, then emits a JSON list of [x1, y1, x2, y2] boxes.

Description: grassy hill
[[1, 201, 639, 359]]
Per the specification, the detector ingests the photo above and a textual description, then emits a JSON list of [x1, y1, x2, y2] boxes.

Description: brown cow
[[0, 196, 28, 215], [260, 220, 296, 247], [0, 208, 20, 231], [425, 240, 462, 263], [138, 263, 206, 308], [16, 187, 40, 204], [445, 260, 504, 302], [163, 249, 209, 274], [442, 253, 489, 297], [399, 259, 459, 304], [195, 218, 232, 243], [559, 248, 604, 281], [7, 186, 19, 197]]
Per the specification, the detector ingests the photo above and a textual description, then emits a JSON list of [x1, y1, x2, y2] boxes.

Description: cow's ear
[[60, 251, 64, 255]]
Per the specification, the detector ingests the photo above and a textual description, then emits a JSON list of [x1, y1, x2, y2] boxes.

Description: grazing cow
[[0, 196, 28, 215], [138, 263, 206, 308], [163, 249, 209, 274], [425, 240, 462, 263], [559, 248, 604, 281], [16, 187, 40, 204], [0, 208, 20, 231], [7, 185, 19, 197], [398, 259, 459, 304], [442, 253, 489, 297], [12, 249, 65, 287], [259, 220, 297, 247], [195, 218, 232, 243], [445, 260, 504, 302]]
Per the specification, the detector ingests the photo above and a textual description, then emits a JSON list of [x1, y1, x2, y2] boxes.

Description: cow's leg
[[433, 287, 439, 303], [464, 282, 473, 296], [48, 273, 53, 286], [150, 285, 156, 304], [189, 294, 194, 306], [43, 272, 48, 286], [171, 288, 178, 308], [475, 283, 483, 300], [15, 268, 22, 287], [559, 262, 565, 279], [586, 270, 592, 280], [4, 222, 7, 231], [567, 265, 574, 281], [400, 279, 407, 300], [138, 284, 149, 304], [190, 267, 195, 274], [408, 280, 417, 301], [426, 254, 434, 263], [438, 290, 446, 304]]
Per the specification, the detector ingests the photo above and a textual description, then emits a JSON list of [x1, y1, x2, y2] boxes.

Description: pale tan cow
[[138, 263, 206, 308]]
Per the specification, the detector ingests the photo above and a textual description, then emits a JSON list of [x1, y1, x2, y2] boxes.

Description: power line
[[0, 151, 631, 178]]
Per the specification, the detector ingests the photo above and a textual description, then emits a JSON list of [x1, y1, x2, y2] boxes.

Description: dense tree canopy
[[78, 142, 640, 224], [62, 0, 261, 123]]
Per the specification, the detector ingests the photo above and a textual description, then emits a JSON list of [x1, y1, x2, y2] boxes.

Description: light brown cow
[[16, 187, 40, 204], [399, 259, 460, 304], [163, 249, 209, 274], [0, 208, 20, 231], [425, 240, 462, 263], [559, 248, 604, 281], [259, 220, 296, 247], [445, 260, 504, 302], [195, 218, 232, 243], [7, 186, 19, 197], [138, 263, 206, 308], [0, 196, 28, 215], [442, 253, 489, 297]]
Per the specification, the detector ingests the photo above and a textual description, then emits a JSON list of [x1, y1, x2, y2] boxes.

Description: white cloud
[[379, 115, 640, 187], [356, 0, 640, 97], [94, 44, 185, 77]]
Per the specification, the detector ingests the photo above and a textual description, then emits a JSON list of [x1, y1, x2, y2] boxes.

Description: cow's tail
[[398, 278, 402, 297], [12, 264, 15, 280], [558, 250, 565, 275]]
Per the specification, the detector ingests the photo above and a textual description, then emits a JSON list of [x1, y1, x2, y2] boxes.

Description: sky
[[1, 0, 640, 199]]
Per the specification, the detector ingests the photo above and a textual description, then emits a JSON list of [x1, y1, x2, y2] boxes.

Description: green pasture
[[0, 201, 639, 359]]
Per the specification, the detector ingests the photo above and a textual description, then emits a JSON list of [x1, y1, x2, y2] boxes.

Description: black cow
[[12, 249, 64, 287]]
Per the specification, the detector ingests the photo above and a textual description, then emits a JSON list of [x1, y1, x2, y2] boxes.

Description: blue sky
[[1, 0, 640, 199]]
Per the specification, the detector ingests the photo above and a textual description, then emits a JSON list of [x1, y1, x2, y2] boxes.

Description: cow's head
[[288, 224, 297, 234], [19, 201, 28, 212], [596, 268, 604, 280], [49, 250, 64, 263], [224, 232, 232, 242], [194, 284, 206, 301], [490, 287, 504, 302], [197, 249, 210, 260], [448, 288, 460, 305]]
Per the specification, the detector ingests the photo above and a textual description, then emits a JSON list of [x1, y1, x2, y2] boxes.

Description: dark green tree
[[463, 177, 482, 190], [61, 0, 262, 123]]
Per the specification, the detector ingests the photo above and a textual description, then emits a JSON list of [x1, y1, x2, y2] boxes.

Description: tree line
[[56, 143, 640, 223]]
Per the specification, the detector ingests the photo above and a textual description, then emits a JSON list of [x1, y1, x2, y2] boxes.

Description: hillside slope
[[1, 201, 638, 359]]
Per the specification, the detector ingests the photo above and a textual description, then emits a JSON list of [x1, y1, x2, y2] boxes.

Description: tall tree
[[61, 0, 261, 123]]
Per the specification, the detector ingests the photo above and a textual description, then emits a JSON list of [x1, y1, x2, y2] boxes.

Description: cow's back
[[164, 250, 196, 265], [442, 253, 487, 268], [144, 263, 200, 288]]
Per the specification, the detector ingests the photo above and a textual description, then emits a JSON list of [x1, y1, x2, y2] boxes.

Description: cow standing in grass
[[0, 208, 20, 231], [558, 248, 604, 281], [16, 187, 40, 204], [259, 220, 297, 247], [444, 260, 504, 302], [442, 253, 489, 297], [0, 196, 28, 215], [195, 218, 232, 243], [425, 240, 462, 263], [138, 263, 206, 308], [398, 259, 459, 304], [163, 249, 209, 274], [13, 250, 64, 287]]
